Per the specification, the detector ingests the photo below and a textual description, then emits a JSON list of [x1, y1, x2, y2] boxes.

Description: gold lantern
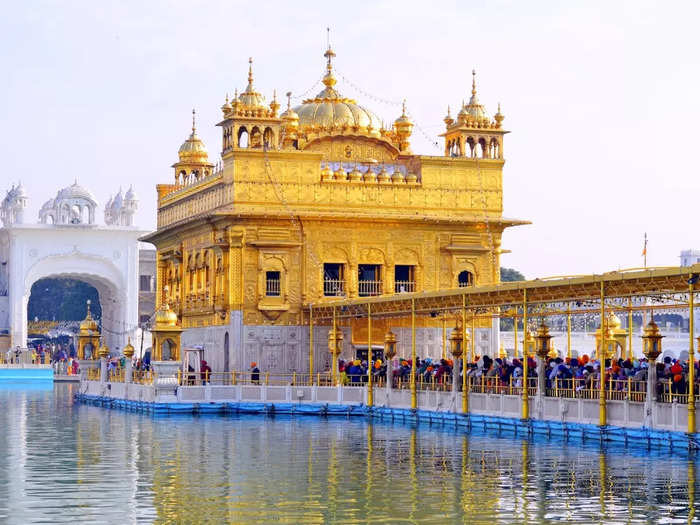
[[522, 330, 536, 358], [534, 322, 552, 359], [449, 320, 467, 359], [642, 317, 663, 361], [383, 330, 397, 360], [328, 327, 344, 355]]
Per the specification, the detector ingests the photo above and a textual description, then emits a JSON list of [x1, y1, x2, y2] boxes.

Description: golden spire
[[247, 56, 254, 88], [191, 108, 196, 134], [471, 69, 477, 96], [322, 34, 337, 89], [286, 91, 292, 111]]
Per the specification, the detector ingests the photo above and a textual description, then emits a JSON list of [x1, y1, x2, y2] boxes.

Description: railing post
[[309, 305, 314, 382], [367, 302, 373, 407], [411, 298, 417, 410], [521, 288, 529, 420], [689, 277, 696, 434], [567, 303, 572, 360], [462, 294, 468, 413], [599, 281, 607, 427]]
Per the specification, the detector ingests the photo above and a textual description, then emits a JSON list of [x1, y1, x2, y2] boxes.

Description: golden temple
[[143, 45, 526, 373]]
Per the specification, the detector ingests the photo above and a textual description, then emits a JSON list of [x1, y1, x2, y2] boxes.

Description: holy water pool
[[0, 383, 698, 523]]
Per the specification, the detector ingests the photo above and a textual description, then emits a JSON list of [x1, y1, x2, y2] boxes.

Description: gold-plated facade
[[144, 45, 523, 371]]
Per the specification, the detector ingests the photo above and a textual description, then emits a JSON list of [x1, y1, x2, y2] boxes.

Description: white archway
[[11, 252, 135, 353]]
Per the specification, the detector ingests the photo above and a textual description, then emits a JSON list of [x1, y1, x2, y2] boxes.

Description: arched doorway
[[224, 332, 230, 372], [27, 277, 101, 358], [14, 254, 131, 353]]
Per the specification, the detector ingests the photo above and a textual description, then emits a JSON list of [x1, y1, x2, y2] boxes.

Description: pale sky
[[2, 1, 699, 279]]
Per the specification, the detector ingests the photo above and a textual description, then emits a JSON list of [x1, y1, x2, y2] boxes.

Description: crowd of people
[[336, 352, 700, 400]]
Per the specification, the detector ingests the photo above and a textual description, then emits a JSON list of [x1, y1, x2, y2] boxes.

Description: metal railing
[[544, 377, 647, 402], [108, 368, 125, 383], [178, 371, 334, 387], [657, 380, 700, 404], [133, 370, 155, 385], [358, 280, 382, 297], [394, 280, 415, 293], [265, 279, 281, 297], [323, 279, 346, 297]]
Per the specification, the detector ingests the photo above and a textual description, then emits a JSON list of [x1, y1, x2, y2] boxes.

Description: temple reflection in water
[[1, 385, 699, 522]]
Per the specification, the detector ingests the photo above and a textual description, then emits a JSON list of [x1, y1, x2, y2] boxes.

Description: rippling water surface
[[0, 383, 699, 523]]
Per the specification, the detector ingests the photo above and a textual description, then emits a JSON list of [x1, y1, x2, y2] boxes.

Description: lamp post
[[642, 316, 663, 428], [328, 325, 343, 386], [383, 329, 396, 395], [534, 322, 552, 400], [449, 318, 465, 412]]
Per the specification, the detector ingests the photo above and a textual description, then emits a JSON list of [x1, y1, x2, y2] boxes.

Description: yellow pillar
[[462, 294, 468, 413], [442, 315, 447, 360], [599, 281, 607, 427], [332, 306, 337, 387], [689, 278, 696, 434], [411, 298, 417, 410], [522, 289, 529, 420], [470, 314, 476, 362], [309, 305, 314, 384], [566, 303, 572, 359], [367, 303, 373, 407], [628, 297, 633, 360], [513, 307, 519, 358]]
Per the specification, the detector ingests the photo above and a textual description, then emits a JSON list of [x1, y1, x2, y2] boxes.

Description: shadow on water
[[1, 383, 699, 523]]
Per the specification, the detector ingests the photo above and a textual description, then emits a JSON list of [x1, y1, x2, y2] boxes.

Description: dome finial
[[248, 57, 254, 86], [472, 69, 477, 96], [401, 99, 407, 117], [192, 108, 196, 133], [286, 91, 292, 111]]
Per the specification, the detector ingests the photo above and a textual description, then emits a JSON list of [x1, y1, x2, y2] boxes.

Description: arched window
[[238, 127, 249, 148], [458, 270, 473, 288], [263, 127, 274, 149], [250, 127, 262, 148], [478, 138, 487, 159]]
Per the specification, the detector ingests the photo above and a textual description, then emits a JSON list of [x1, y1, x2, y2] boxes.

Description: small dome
[[79, 301, 99, 334], [59, 182, 97, 203], [124, 186, 136, 201], [123, 338, 135, 358], [155, 302, 178, 327], [111, 189, 123, 210], [237, 57, 266, 108], [40, 198, 54, 211], [178, 130, 209, 163]]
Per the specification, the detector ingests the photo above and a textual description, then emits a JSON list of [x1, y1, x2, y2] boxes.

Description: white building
[[681, 249, 700, 268], [0, 181, 148, 353]]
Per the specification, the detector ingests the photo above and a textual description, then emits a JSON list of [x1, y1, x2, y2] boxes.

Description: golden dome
[[79, 300, 98, 334], [607, 312, 622, 330], [155, 302, 178, 328], [293, 47, 384, 138], [178, 110, 209, 163], [280, 92, 299, 123], [123, 337, 135, 359], [237, 58, 266, 108]]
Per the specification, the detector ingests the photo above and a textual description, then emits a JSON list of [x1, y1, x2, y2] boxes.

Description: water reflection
[[0, 384, 700, 523]]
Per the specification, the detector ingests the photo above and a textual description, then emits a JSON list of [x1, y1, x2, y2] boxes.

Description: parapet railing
[[132, 370, 155, 385]]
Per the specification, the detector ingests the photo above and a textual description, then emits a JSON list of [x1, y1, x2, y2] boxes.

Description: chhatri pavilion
[[143, 45, 526, 373]]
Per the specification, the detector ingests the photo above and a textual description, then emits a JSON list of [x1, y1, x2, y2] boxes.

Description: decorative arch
[[358, 247, 386, 265]]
